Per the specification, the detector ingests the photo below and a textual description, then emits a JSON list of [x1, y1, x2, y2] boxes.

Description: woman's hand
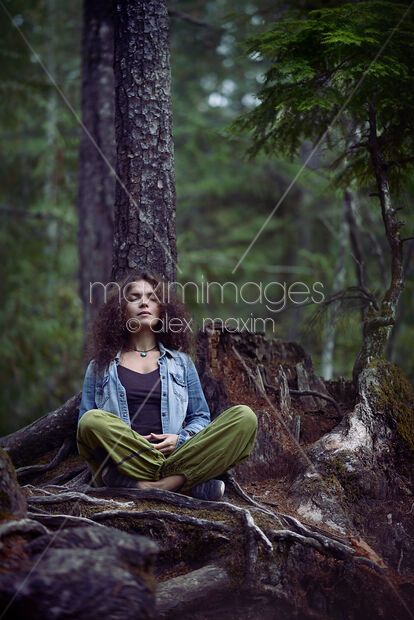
[[143, 433, 179, 455]]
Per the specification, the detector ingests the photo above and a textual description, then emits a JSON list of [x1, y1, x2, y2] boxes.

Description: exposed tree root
[[289, 388, 342, 415], [26, 487, 273, 580], [223, 471, 281, 516], [27, 511, 106, 530], [16, 438, 75, 483], [92, 509, 234, 536], [24, 484, 388, 581], [27, 490, 136, 510], [278, 512, 352, 550], [62, 467, 91, 487]]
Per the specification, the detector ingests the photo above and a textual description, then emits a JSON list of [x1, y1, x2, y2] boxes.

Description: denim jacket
[[78, 342, 211, 450]]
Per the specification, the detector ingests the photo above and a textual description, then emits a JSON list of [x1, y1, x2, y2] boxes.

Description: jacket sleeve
[[176, 354, 211, 449], [78, 360, 97, 423]]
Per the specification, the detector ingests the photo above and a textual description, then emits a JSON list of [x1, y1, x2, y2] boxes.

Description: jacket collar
[[159, 341, 179, 358], [114, 340, 178, 362]]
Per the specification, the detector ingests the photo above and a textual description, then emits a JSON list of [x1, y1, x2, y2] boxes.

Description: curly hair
[[85, 269, 196, 374]]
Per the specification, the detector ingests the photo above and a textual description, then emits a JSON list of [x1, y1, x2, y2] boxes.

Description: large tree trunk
[[76, 0, 115, 333], [112, 0, 177, 282]]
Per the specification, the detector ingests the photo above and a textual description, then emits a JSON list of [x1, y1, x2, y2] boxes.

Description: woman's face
[[124, 279, 161, 331]]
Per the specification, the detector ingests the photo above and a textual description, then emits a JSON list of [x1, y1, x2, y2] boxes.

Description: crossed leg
[[76, 404, 258, 492]]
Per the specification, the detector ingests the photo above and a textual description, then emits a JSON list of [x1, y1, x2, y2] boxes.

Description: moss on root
[[368, 359, 414, 452]]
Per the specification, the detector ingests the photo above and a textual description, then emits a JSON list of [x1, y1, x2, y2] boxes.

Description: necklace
[[124, 344, 158, 358]]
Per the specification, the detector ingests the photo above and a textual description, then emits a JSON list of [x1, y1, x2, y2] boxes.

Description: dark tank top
[[116, 365, 163, 436]]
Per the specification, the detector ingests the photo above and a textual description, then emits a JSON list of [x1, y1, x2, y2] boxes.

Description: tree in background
[[230, 0, 414, 384], [76, 0, 115, 333], [0, 1, 83, 434]]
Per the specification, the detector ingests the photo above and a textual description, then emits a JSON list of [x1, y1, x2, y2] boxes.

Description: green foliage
[[229, 1, 414, 189], [0, 202, 83, 434], [0, 1, 83, 435], [225, 0, 414, 381]]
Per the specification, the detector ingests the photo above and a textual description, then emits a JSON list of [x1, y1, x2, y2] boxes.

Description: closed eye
[[127, 294, 157, 302]]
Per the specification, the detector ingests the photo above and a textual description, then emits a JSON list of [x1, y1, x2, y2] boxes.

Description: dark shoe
[[190, 479, 225, 501], [101, 461, 139, 488]]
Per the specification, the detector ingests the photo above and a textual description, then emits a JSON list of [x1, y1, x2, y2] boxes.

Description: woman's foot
[[137, 474, 186, 492], [101, 462, 185, 492]]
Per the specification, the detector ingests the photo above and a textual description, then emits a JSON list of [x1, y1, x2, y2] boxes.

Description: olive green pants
[[76, 404, 257, 492]]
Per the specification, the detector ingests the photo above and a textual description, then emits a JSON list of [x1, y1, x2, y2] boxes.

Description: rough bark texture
[[76, 0, 116, 333], [1, 328, 413, 619], [112, 0, 177, 281]]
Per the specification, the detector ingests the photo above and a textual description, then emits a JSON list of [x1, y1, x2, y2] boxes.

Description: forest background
[[1, 0, 413, 436]]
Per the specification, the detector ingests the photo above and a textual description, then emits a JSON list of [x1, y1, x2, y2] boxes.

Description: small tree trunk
[[112, 0, 177, 281], [76, 0, 115, 333], [352, 103, 404, 384]]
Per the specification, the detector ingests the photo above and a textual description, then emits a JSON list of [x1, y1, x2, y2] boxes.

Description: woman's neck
[[126, 334, 158, 352]]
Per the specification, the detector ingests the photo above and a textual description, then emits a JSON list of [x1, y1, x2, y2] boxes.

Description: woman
[[76, 270, 258, 501]]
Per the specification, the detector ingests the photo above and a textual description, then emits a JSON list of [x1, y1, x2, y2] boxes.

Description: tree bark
[[352, 103, 405, 384], [368, 104, 404, 311], [76, 0, 115, 333], [112, 0, 177, 282]]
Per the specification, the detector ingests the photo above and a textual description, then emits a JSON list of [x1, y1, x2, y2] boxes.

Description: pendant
[[140, 351, 147, 357]]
